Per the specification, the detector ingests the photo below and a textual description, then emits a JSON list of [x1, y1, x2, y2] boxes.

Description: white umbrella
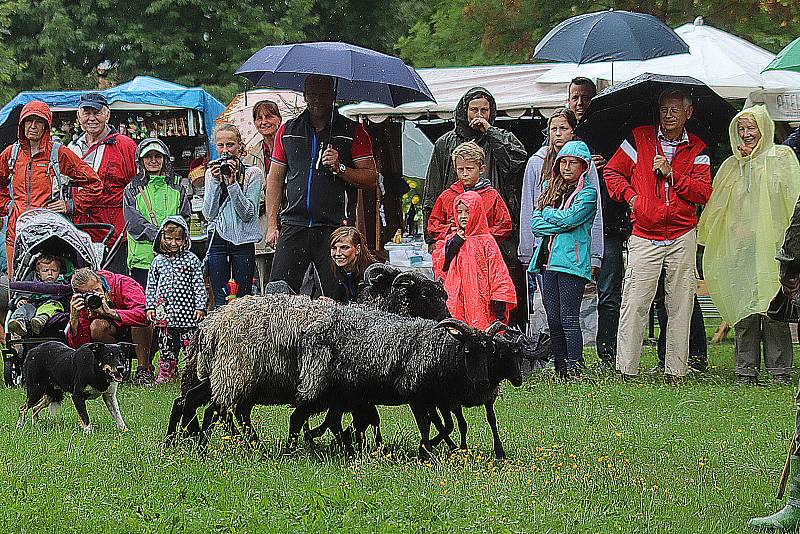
[[537, 17, 800, 98], [215, 89, 306, 148]]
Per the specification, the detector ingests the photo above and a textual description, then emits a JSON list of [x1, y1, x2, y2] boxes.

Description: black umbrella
[[533, 10, 689, 83], [575, 73, 737, 160]]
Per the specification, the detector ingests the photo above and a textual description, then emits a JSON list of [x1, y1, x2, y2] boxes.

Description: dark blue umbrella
[[533, 10, 688, 64], [235, 42, 435, 107]]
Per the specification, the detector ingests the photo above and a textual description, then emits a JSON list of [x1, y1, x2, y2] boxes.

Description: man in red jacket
[[68, 93, 137, 274], [67, 267, 154, 384], [604, 87, 712, 379]]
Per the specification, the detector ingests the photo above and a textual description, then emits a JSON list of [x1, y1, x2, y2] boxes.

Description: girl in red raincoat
[[433, 190, 516, 330]]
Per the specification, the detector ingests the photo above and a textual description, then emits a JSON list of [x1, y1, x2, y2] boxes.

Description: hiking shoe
[[30, 314, 48, 335], [647, 365, 665, 375], [7, 318, 27, 338], [134, 366, 154, 386]]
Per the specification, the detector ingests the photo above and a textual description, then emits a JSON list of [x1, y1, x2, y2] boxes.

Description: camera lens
[[84, 293, 103, 309]]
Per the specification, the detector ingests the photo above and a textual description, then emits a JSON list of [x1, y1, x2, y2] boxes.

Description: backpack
[[7, 140, 69, 201]]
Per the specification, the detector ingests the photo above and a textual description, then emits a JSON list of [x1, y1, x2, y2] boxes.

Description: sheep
[[166, 266, 449, 446], [291, 306, 524, 458]]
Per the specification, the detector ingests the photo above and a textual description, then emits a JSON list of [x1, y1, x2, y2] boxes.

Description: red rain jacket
[[433, 191, 516, 330], [427, 181, 512, 244], [0, 101, 102, 249], [67, 269, 149, 348], [604, 125, 712, 241], [70, 128, 137, 246]]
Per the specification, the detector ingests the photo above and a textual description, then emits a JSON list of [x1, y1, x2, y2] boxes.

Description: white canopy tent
[[536, 18, 800, 99], [340, 64, 566, 122], [747, 89, 800, 121]]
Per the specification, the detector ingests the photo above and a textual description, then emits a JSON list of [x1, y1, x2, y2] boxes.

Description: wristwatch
[[335, 163, 346, 175]]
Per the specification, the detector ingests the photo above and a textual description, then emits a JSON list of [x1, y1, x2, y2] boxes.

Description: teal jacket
[[528, 141, 597, 281]]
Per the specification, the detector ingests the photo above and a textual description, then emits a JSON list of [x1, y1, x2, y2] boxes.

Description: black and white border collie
[[17, 341, 132, 432]]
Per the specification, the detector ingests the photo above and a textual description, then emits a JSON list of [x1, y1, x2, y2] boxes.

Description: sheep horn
[[485, 321, 506, 336], [436, 318, 472, 334], [391, 271, 415, 288]]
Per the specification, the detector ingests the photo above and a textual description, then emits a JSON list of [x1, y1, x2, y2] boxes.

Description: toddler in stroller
[[7, 254, 71, 337]]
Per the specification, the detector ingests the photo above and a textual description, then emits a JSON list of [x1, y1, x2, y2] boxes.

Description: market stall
[[0, 76, 226, 172]]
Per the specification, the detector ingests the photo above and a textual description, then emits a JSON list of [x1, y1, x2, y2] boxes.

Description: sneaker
[[647, 365, 665, 375], [134, 366, 154, 386], [735, 374, 758, 386], [774, 374, 794, 386], [597, 360, 614, 373], [30, 314, 48, 335], [7, 318, 27, 337]]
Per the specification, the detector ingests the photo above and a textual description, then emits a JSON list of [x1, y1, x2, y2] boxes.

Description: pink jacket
[[67, 270, 149, 348]]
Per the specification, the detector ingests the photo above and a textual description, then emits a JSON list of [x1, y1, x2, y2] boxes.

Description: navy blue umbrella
[[235, 42, 435, 107], [533, 10, 688, 64]]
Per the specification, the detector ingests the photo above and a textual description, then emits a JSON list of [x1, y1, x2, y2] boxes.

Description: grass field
[[0, 334, 797, 533]]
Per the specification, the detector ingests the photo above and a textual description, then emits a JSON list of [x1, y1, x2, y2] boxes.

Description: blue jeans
[[596, 234, 626, 364], [207, 234, 255, 307], [541, 269, 587, 377]]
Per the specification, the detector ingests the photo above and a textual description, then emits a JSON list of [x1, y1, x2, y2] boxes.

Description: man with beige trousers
[[603, 87, 713, 378]]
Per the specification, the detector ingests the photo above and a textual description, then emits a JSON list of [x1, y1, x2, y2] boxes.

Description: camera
[[81, 292, 103, 310], [211, 153, 238, 178]]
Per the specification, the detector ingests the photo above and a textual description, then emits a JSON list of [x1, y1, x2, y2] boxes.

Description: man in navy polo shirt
[[265, 75, 378, 295]]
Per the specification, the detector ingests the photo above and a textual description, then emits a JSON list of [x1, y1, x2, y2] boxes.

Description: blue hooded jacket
[[528, 141, 597, 281]]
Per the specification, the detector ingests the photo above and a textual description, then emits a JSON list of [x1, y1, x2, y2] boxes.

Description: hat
[[79, 92, 109, 110], [139, 140, 168, 157]]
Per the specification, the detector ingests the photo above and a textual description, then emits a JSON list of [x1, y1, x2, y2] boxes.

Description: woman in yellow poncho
[[698, 105, 800, 385]]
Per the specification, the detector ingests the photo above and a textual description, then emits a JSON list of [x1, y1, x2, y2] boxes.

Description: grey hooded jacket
[[422, 87, 527, 244]]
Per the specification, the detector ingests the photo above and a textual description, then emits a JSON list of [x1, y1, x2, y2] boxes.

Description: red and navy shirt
[[271, 110, 373, 228]]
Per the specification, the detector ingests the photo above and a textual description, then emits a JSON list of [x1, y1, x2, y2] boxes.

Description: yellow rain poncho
[[697, 105, 800, 326]]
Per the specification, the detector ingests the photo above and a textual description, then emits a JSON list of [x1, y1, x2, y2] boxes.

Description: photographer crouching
[[202, 124, 263, 307], [67, 267, 154, 384]]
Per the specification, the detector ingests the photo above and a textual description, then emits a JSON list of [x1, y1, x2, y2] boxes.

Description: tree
[[397, 0, 800, 68]]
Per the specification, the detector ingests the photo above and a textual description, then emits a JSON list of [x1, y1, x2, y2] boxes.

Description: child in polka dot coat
[[145, 215, 207, 384]]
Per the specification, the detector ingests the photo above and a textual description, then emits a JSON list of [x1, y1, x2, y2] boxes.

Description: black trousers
[[269, 224, 339, 297]]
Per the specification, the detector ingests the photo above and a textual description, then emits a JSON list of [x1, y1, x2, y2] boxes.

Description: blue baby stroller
[[2, 209, 115, 386]]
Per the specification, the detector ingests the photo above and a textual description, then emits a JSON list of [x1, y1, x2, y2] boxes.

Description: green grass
[[1, 335, 797, 532]]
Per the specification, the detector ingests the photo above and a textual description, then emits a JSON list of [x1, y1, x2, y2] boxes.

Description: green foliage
[[0, 339, 797, 530], [397, 0, 800, 67]]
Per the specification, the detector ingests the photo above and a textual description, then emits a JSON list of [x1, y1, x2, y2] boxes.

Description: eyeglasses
[[659, 106, 683, 115]]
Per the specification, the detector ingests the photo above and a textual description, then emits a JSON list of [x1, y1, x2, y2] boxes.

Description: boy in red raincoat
[[433, 190, 516, 330]]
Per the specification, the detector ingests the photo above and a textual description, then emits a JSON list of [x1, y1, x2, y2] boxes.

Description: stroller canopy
[[13, 209, 101, 276]]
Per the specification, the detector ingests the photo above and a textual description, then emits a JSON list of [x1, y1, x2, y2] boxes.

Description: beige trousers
[[616, 231, 697, 377]]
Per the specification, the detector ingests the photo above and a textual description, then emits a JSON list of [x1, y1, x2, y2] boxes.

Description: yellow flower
[[412, 195, 420, 205], [408, 180, 417, 189]]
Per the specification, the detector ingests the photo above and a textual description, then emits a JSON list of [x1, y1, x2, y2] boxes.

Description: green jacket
[[123, 173, 189, 270]]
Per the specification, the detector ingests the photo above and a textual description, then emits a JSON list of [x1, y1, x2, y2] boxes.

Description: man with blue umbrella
[[265, 75, 378, 295]]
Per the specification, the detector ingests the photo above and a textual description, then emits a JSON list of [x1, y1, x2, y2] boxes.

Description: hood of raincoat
[[729, 105, 774, 162], [553, 140, 592, 180], [17, 101, 53, 150], [454, 87, 497, 141], [153, 215, 191, 254], [132, 137, 177, 188], [453, 190, 491, 237], [697, 104, 800, 325]]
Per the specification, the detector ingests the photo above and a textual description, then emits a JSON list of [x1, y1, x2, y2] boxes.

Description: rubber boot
[[749, 455, 800, 531], [154, 358, 176, 385]]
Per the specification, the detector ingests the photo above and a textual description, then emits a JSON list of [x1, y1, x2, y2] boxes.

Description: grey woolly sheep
[[291, 306, 523, 458]]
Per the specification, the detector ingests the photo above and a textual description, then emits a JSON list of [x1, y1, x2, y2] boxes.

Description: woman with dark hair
[[329, 226, 375, 302], [244, 100, 282, 293]]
